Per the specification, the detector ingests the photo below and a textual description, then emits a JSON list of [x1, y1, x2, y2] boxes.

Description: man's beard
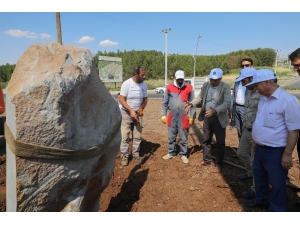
[[137, 78, 144, 83]]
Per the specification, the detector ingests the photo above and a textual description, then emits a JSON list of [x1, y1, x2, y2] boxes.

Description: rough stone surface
[[6, 42, 121, 211]]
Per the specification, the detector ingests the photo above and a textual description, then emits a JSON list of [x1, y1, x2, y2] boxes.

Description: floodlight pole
[[162, 28, 171, 86], [193, 34, 202, 79], [275, 49, 281, 74]]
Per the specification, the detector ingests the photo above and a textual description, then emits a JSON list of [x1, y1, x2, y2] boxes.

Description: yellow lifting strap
[[4, 120, 121, 160]]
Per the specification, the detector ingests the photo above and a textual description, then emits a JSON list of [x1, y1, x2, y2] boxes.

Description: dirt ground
[[0, 99, 300, 212]]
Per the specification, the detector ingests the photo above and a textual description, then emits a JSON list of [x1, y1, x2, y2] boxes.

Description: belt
[[235, 103, 245, 107], [257, 144, 285, 149], [246, 128, 252, 132], [257, 144, 273, 148]]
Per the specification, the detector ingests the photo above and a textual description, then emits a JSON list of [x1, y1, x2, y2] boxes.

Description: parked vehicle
[[155, 86, 166, 94], [184, 77, 207, 96], [155, 77, 207, 97]]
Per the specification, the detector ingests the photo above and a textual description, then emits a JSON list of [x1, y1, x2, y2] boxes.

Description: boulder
[[6, 42, 121, 211]]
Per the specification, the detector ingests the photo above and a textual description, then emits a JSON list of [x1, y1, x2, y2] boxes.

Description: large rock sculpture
[[6, 42, 121, 211]]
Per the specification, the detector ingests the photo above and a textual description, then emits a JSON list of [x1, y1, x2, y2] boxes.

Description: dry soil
[[0, 99, 300, 212]]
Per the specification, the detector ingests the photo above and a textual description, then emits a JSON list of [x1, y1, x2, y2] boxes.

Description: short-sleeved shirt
[[252, 87, 300, 147], [119, 78, 148, 111]]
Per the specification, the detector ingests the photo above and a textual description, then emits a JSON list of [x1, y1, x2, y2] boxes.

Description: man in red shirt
[[161, 70, 196, 164]]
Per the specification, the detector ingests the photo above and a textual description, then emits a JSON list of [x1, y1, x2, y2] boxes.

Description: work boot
[[133, 156, 144, 163], [121, 157, 128, 166], [242, 189, 255, 199]]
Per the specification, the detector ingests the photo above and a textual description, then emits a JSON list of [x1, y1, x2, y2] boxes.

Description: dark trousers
[[234, 105, 245, 141], [253, 145, 287, 212], [297, 131, 300, 163], [0, 116, 5, 135], [202, 115, 226, 165]]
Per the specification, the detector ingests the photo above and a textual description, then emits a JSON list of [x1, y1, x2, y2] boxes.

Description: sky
[[1, 1, 299, 66]]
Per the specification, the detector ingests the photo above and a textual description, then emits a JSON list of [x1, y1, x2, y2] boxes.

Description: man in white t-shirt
[[118, 66, 148, 166]]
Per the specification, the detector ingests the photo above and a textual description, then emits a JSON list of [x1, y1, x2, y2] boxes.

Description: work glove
[[189, 118, 195, 125], [137, 107, 144, 116], [161, 116, 167, 124]]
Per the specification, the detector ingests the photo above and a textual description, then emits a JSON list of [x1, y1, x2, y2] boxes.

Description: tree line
[[94, 48, 276, 80], [0, 48, 276, 84], [0, 63, 15, 83]]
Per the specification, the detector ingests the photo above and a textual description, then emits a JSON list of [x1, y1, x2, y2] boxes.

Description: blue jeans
[[234, 105, 245, 141]]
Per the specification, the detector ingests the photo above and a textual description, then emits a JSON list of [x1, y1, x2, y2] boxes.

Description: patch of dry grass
[[103, 66, 296, 90]]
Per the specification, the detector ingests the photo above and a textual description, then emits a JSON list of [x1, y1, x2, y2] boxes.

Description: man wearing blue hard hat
[[184, 68, 231, 173], [242, 69, 300, 212], [233, 68, 261, 201], [229, 58, 254, 144]]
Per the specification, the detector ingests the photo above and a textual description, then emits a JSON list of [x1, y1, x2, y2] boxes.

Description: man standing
[[229, 58, 254, 144], [161, 70, 195, 164], [184, 68, 231, 172], [235, 68, 259, 181], [243, 69, 300, 212], [288, 48, 300, 164], [232, 68, 261, 200], [119, 66, 148, 166]]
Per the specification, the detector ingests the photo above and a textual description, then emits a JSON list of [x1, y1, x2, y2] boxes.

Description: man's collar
[[173, 81, 186, 88]]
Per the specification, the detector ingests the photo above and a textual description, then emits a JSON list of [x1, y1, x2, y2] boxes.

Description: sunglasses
[[241, 64, 251, 68]]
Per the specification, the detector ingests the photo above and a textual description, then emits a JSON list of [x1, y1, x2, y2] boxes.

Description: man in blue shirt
[[288, 48, 300, 165], [243, 69, 300, 212]]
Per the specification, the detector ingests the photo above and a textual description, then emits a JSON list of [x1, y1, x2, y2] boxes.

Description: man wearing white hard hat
[[161, 70, 196, 164], [184, 68, 231, 172], [242, 69, 300, 212]]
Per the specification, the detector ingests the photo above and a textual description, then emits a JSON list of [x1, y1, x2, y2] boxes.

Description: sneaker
[[133, 156, 144, 163], [162, 154, 175, 160], [213, 164, 222, 173], [181, 155, 189, 164], [242, 189, 255, 199], [121, 157, 128, 166]]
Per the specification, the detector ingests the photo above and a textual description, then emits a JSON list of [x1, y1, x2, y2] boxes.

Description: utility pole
[[162, 28, 171, 86], [56, 12, 63, 45], [193, 34, 202, 79], [274, 50, 281, 74]]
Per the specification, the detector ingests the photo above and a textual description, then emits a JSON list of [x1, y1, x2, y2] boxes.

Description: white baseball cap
[[175, 70, 184, 79], [245, 69, 277, 87], [208, 68, 223, 79]]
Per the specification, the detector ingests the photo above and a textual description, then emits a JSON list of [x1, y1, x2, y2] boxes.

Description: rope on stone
[[4, 120, 121, 160]]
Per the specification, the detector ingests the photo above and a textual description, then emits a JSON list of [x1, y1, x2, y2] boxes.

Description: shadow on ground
[[189, 122, 300, 212], [104, 140, 160, 212]]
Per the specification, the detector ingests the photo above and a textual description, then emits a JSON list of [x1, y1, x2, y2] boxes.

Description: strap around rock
[[4, 120, 121, 160]]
